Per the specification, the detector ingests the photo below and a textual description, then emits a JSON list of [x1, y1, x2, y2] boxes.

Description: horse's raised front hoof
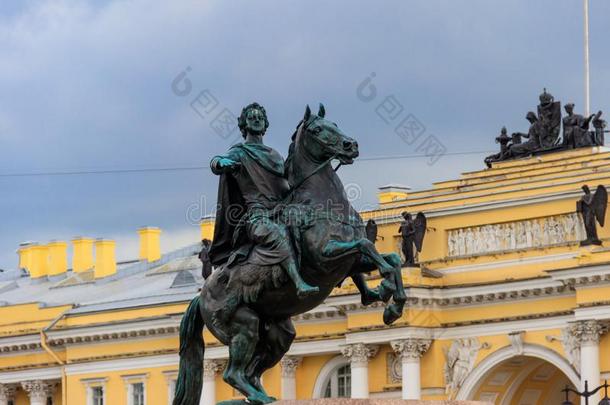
[[361, 288, 381, 306], [383, 304, 402, 325], [378, 280, 396, 302]]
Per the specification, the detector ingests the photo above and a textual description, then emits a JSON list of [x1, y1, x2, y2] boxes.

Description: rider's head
[[401, 211, 411, 220], [238, 103, 269, 138]]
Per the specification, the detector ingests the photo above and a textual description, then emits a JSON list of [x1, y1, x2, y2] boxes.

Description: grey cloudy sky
[[1, 0, 609, 268]]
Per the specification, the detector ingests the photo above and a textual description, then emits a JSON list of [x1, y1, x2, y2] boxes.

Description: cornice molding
[[432, 252, 578, 275]]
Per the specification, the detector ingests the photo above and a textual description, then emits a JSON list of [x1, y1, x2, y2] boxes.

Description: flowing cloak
[[208, 142, 287, 266]]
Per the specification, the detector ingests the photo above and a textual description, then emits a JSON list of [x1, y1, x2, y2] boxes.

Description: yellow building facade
[[3, 147, 610, 404]]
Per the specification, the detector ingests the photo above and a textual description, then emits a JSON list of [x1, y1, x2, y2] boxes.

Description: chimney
[[137, 226, 161, 262], [47, 241, 68, 278], [94, 239, 116, 279], [377, 184, 410, 204], [200, 215, 215, 241], [17, 242, 35, 272], [29, 244, 49, 279], [72, 237, 94, 273]]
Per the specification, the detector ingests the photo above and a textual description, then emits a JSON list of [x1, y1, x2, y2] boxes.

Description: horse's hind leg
[[246, 318, 296, 396], [223, 306, 274, 405]]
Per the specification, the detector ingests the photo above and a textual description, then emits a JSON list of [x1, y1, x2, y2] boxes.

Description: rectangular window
[[132, 382, 145, 405], [92, 386, 104, 405]]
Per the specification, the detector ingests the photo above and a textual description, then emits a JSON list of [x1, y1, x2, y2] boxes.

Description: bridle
[[287, 117, 344, 194]]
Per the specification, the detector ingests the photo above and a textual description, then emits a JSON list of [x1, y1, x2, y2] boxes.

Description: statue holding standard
[[398, 211, 427, 266], [198, 239, 212, 279], [365, 218, 379, 243], [173, 103, 407, 405], [577, 184, 607, 246]]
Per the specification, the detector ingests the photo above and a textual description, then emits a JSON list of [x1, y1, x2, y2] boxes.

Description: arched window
[[323, 364, 351, 398]]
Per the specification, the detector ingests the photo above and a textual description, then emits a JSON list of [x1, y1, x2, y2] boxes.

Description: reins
[[290, 154, 337, 192]]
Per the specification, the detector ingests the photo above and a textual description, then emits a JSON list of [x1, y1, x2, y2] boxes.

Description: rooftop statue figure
[[577, 184, 608, 246], [508, 112, 542, 157], [563, 103, 595, 149], [484, 126, 511, 167], [398, 211, 427, 267]]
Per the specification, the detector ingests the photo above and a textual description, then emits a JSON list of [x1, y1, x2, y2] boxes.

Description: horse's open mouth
[[337, 152, 358, 165]]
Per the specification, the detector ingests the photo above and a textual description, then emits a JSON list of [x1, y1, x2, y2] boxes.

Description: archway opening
[[322, 364, 351, 398], [468, 355, 578, 405]]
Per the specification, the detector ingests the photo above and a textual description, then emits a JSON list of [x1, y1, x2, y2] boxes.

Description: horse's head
[[295, 104, 359, 165]]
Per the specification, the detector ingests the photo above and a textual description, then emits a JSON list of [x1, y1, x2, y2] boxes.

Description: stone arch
[[312, 355, 350, 398], [456, 343, 579, 401]]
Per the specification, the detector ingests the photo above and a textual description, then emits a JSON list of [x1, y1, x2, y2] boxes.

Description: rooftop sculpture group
[[485, 89, 607, 167]]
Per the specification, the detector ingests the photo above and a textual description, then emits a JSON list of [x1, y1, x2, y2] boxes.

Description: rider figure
[[208, 102, 319, 298]]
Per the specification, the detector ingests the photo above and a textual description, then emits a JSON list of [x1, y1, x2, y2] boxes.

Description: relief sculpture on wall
[[447, 213, 586, 257]]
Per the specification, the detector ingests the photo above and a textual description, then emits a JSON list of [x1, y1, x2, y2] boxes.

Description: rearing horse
[[173, 104, 406, 405]]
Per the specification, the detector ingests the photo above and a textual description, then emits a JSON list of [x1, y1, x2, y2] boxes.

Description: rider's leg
[[248, 218, 319, 299], [280, 257, 319, 298]]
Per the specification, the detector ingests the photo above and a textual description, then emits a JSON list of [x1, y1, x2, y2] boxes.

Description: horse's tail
[[173, 295, 205, 405]]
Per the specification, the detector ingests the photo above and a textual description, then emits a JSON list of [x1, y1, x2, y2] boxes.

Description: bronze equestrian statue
[[173, 104, 407, 405]]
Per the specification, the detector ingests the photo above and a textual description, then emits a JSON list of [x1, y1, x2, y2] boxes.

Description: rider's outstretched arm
[[210, 150, 241, 175]]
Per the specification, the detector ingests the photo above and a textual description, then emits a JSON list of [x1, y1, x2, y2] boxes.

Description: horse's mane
[[284, 120, 303, 184]]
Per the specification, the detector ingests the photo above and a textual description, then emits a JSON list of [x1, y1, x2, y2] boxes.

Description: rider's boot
[[281, 259, 319, 299]]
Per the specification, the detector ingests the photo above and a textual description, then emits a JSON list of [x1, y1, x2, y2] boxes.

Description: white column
[[0, 384, 17, 405], [280, 356, 302, 399], [571, 320, 606, 405], [391, 338, 432, 400], [201, 359, 226, 405], [341, 343, 379, 398], [21, 380, 56, 405]]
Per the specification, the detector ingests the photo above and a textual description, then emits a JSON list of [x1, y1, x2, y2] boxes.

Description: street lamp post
[[561, 380, 610, 405]]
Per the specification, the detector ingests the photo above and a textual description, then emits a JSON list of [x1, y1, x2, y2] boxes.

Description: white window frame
[[121, 373, 149, 405], [162, 370, 178, 405], [80, 378, 107, 405], [324, 364, 351, 398], [313, 355, 351, 398]]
